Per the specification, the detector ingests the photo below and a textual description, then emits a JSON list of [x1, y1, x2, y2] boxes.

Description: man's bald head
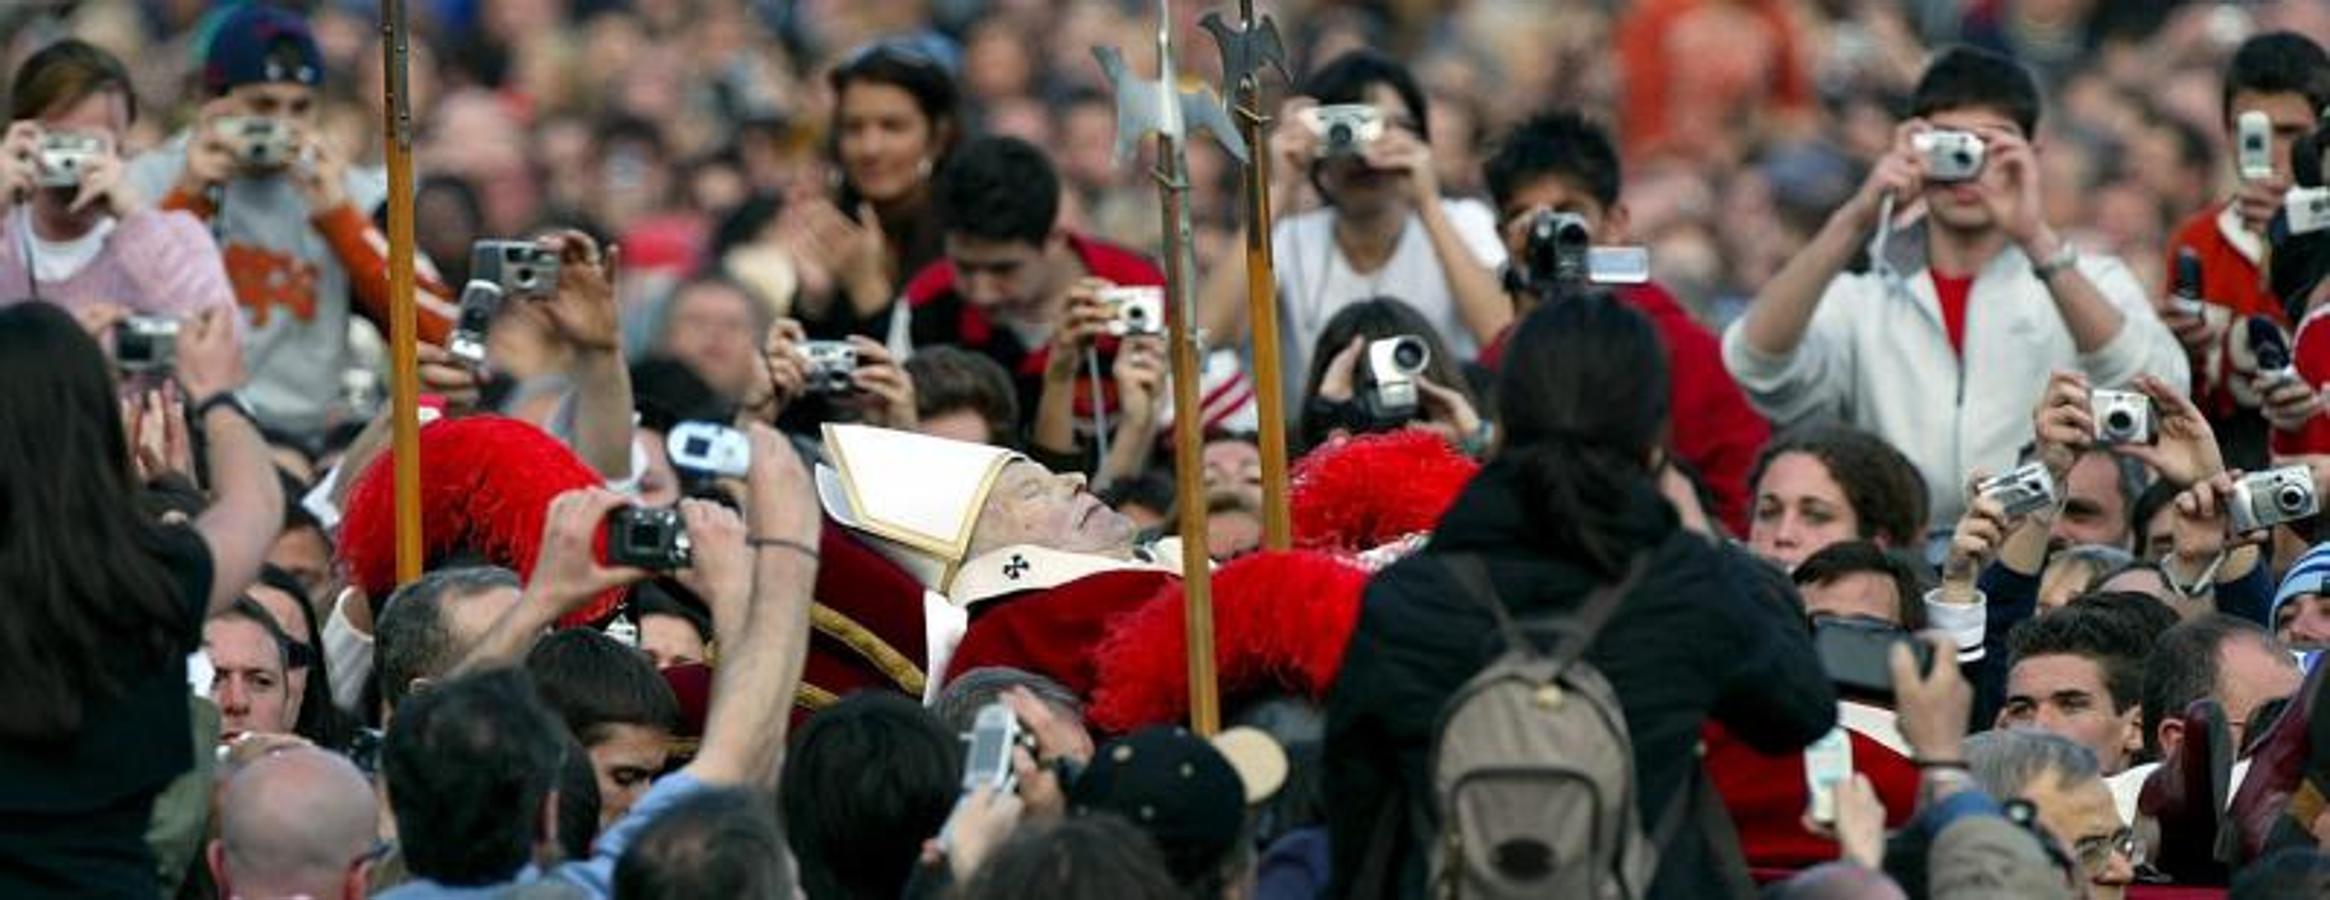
[[210, 748, 379, 900]]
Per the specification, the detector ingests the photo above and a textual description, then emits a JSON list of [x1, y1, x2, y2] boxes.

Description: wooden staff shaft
[[381, 0, 422, 584], [1235, 75, 1289, 551], [1158, 132, 1221, 737]]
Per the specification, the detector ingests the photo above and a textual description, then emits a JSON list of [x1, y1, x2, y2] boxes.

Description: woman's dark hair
[[0, 303, 187, 741], [11, 38, 136, 123], [524, 628, 685, 746], [780, 691, 958, 900], [1791, 540, 1930, 632], [1492, 294, 1669, 577], [1749, 424, 1930, 551], [1298, 297, 1474, 449], [827, 41, 962, 195], [255, 564, 357, 750], [959, 814, 1186, 900]]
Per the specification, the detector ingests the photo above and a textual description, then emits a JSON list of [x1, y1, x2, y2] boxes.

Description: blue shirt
[[377, 771, 709, 900]]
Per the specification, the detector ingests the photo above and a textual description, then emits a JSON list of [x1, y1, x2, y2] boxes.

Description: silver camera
[[959, 703, 1022, 794], [446, 280, 505, 367], [213, 116, 295, 169], [1300, 104, 1385, 158], [606, 506, 693, 571], [1975, 462, 2057, 519], [2090, 389, 2155, 446], [114, 316, 180, 373], [1100, 285, 1166, 337], [1366, 335, 1430, 417], [1913, 130, 1987, 183], [2229, 465, 2321, 534], [2288, 186, 2330, 236], [33, 132, 105, 188], [2237, 110, 2274, 181], [469, 240, 561, 298], [800, 341, 859, 394]]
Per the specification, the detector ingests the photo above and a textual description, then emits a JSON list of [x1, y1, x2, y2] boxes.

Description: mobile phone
[[1814, 616, 1934, 699], [1804, 726, 1854, 825], [2238, 110, 2274, 181]]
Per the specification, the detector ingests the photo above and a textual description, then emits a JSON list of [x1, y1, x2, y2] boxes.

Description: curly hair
[[1750, 424, 1930, 550]]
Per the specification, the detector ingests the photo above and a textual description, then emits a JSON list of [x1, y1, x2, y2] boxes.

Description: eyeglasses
[[2073, 827, 2139, 875]]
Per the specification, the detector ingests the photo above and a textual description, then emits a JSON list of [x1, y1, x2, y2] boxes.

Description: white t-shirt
[[16, 207, 114, 284], [1269, 197, 1508, 403]]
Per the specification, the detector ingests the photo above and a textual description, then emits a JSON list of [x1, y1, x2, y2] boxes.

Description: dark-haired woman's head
[[1748, 424, 1929, 571], [1300, 297, 1473, 448], [0, 302, 186, 741], [1492, 294, 1671, 576], [959, 815, 1186, 900], [829, 41, 961, 208], [780, 691, 958, 900]]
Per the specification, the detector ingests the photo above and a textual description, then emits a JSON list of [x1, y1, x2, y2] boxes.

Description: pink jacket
[[0, 208, 237, 322]]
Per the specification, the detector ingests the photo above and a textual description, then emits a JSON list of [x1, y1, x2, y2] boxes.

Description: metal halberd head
[[1091, 42, 1249, 165], [1197, 10, 1287, 101]]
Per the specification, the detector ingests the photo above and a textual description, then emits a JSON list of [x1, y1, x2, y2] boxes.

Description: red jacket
[[1481, 282, 1770, 535], [2167, 204, 2286, 422], [1705, 710, 1918, 873]]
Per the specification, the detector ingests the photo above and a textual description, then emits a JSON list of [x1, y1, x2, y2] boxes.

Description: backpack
[[1423, 552, 1659, 900]]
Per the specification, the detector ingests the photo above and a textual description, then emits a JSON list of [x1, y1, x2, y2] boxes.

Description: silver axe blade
[[1198, 10, 1287, 101], [1092, 44, 1248, 165]]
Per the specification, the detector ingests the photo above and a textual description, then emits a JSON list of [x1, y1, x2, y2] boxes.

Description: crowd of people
[[15, 0, 2330, 898]]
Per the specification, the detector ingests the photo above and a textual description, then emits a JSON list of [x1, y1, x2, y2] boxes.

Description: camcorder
[[2089, 389, 2155, 446], [33, 132, 105, 189], [446, 280, 504, 368], [799, 341, 860, 395], [1814, 615, 1935, 701], [606, 506, 692, 571], [666, 421, 752, 479], [115, 316, 180, 373], [1913, 130, 1986, 183], [2246, 316, 2297, 387], [2238, 110, 2274, 182], [1362, 335, 1430, 424], [470, 240, 561, 299], [2229, 465, 2321, 535], [2286, 186, 2330, 236], [213, 116, 296, 169], [1503, 210, 1650, 301], [1299, 104, 1385, 159], [1976, 462, 2057, 518], [1100, 285, 1166, 337]]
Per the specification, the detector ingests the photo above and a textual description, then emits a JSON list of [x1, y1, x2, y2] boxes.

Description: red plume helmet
[[1290, 429, 1478, 552], [338, 416, 620, 627]]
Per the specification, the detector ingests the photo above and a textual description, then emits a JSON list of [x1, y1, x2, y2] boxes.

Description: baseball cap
[[202, 4, 322, 96], [1068, 725, 1286, 884]]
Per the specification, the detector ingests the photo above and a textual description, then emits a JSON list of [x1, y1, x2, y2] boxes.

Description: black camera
[[606, 507, 692, 571], [1504, 210, 1649, 300], [115, 317, 180, 373], [1814, 615, 1934, 700]]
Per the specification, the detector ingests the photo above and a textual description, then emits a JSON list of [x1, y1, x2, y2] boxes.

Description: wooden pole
[[1229, 0, 1290, 551], [1159, 127, 1219, 737], [380, 0, 422, 584]]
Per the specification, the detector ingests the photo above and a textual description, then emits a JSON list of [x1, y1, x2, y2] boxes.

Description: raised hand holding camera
[[2113, 373, 2226, 487], [524, 488, 652, 615]]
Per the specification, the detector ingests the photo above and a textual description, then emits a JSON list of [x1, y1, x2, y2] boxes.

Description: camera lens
[[2105, 409, 2133, 433], [2277, 485, 2308, 512], [629, 523, 660, 545], [1392, 338, 1425, 370], [1328, 124, 1352, 146], [685, 437, 710, 456], [1125, 304, 1148, 324]]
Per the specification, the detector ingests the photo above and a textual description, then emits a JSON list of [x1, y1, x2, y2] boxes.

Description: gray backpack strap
[[1444, 552, 1649, 669], [1441, 553, 1528, 655]]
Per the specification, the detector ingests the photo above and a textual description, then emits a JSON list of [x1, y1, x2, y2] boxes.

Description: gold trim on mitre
[[819, 424, 1020, 593]]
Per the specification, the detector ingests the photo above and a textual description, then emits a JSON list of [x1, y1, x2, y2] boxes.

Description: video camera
[[1501, 210, 1650, 302]]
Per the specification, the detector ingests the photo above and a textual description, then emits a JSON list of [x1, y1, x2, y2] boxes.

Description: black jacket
[[1324, 460, 1837, 899]]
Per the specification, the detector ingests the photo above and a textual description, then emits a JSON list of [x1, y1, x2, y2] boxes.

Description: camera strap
[[15, 206, 38, 302], [1087, 345, 1111, 464]]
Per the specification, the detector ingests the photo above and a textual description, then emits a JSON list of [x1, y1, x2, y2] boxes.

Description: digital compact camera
[[1976, 462, 2057, 519], [1365, 335, 1430, 419], [1300, 104, 1385, 158], [33, 132, 105, 188], [606, 506, 692, 571], [2090, 389, 2155, 446], [214, 116, 296, 169], [2229, 466, 2321, 535], [115, 316, 180, 373], [666, 421, 752, 478], [1913, 130, 1987, 183], [470, 240, 561, 298], [799, 341, 860, 394], [1100, 285, 1166, 337], [446, 280, 504, 368]]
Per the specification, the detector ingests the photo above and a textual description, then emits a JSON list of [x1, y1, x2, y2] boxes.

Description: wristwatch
[[193, 390, 256, 427], [2031, 242, 2079, 281]]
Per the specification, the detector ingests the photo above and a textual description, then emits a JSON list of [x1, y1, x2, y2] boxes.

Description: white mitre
[[814, 424, 1024, 594]]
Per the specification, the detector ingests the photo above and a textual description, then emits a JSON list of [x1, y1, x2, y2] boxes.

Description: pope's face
[[971, 461, 1138, 559]]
